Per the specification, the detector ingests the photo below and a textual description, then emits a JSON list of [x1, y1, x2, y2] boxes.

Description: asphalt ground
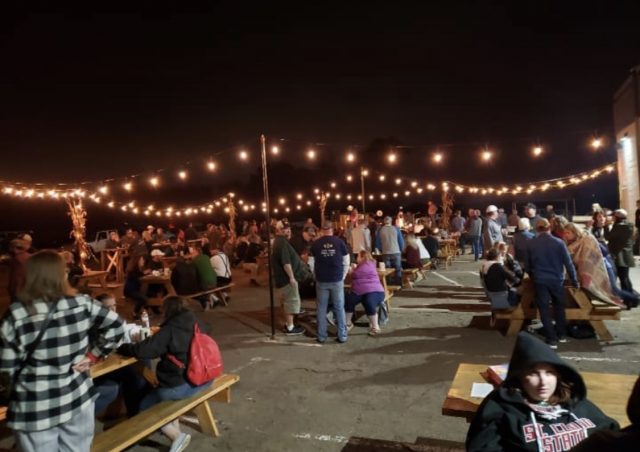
[[1, 254, 638, 451]]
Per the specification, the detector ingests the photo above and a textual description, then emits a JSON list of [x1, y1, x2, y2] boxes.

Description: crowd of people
[[2, 199, 640, 451]]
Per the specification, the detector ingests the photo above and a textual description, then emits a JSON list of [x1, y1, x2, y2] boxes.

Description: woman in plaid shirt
[[0, 250, 124, 451]]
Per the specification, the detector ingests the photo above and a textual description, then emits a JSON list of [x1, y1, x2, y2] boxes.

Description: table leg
[[590, 320, 613, 342]]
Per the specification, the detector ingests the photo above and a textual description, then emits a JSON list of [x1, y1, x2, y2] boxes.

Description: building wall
[[614, 68, 640, 214]]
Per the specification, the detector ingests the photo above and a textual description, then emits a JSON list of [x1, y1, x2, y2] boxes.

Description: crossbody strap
[[14, 300, 58, 381]]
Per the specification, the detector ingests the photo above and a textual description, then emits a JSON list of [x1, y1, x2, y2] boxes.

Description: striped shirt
[[0, 294, 124, 431]]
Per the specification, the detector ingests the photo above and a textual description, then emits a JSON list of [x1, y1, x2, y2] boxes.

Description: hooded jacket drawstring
[[569, 411, 589, 441], [529, 411, 544, 452]]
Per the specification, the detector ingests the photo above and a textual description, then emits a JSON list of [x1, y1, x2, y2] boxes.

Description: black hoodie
[[466, 332, 619, 452], [118, 310, 197, 388]]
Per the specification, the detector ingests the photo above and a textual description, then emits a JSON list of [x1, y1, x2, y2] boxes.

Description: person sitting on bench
[[480, 248, 521, 311], [466, 332, 619, 452], [345, 250, 385, 336], [117, 296, 211, 452]]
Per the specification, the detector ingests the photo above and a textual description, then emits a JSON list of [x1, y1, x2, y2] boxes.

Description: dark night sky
[[1, 1, 639, 240]]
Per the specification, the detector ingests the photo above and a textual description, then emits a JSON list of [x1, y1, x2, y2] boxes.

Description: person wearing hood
[[605, 209, 636, 294], [118, 296, 211, 452], [466, 332, 618, 452]]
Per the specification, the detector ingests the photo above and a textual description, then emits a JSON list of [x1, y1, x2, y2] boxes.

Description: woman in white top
[[210, 250, 232, 303]]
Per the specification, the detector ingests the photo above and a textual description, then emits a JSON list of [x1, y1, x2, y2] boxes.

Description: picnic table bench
[[92, 373, 240, 452], [401, 261, 432, 288], [493, 282, 621, 341], [183, 283, 235, 307]]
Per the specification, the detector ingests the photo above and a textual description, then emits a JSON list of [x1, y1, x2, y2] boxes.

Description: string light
[[239, 150, 248, 160], [271, 146, 279, 155], [532, 146, 543, 157], [395, 178, 402, 185], [346, 152, 355, 163], [387, 152, 397, 164], [361, 169, 369, 176], [307, 149, 316, 160], [591, 138, 602, 149], [98, 186, 108, 195], [178, 171, 187, 180], [149, 177, 159, 187], [207, 161, 216, 171], [123, 182, 132, 192], [481, 150, 493, 162], [379, 175, 386, 181], [330, 181, 336, 188], [346, 174, 353, 182], [432, 152, 443, 164]]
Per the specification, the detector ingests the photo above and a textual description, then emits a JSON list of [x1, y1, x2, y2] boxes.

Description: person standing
[[465, 211, 483, 261], [375, 216, 404, 285], [271, 222, 308, 335], [523, 203, 543, 231], [7, 239, 31, 300], [513, 218, 535, 268], [0, 250, 124, 452], [635, 200, 640, 255], [350, 219, 371, 258], [309, 222, 350, 344], [527, 219, 579, 348], [605, 209, 636, 293], [483, 205, 503, 256]]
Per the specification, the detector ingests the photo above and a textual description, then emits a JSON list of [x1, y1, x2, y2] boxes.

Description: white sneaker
[[326, 311, 336, 326], [169, 433, 191, 452]]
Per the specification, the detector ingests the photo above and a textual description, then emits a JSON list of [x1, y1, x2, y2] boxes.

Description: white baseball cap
[[486, 205, 498, 214]]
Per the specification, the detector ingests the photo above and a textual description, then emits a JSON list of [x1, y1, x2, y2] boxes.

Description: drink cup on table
[[379, 262, 386, 270]]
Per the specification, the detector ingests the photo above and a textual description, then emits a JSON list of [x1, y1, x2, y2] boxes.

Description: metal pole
[[260, 135, 276, 340], [360, 166, 366, 213]]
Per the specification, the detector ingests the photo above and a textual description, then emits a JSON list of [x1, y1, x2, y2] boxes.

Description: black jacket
[[118, 310, 197, 388], [466, 332, 618, 451], [171, 260, 201, 295]]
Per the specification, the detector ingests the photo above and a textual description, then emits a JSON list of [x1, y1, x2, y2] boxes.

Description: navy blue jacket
[[526, 232, 578, 285]]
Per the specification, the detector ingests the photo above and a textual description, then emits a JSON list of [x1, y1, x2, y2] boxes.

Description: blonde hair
[[563, 222, 584, 240], [18, 250, 75, 305], [357, 250, 376, 263], [405, 233, 419, 250]]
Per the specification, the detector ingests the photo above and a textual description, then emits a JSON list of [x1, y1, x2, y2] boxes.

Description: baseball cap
[[486, 205, 498, 214], [150, 249, 165, 257], [525, 202, 537, 210], [614, 209, 628, 219]]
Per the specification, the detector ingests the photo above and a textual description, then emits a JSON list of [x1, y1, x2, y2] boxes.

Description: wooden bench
[[87, 282, 124, 300], [493, 284, 621, 341], [183, 284, 235, 308], [92, 373, 240, 452], [401, 268, 420, 288]]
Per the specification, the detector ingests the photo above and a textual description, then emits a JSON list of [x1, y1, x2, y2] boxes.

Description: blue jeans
[[469, 235, 482, 261], [383, 253, 402, 284], [534, 281, 566, 342], [316, 281, 347, 342], [345, 291, 385, 315], [139, 381, 210, 412]]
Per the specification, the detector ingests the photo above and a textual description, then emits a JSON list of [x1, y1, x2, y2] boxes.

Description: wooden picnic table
[[90, 352, 138, 379], [442, 363, 636, 427], [100, 247, 128, 282], [139, 273, 176, 306], [345, 267, 397, 300], [494, 280, 621, 341], [159, 256, 178, 269], [77, 270, 109, 291]]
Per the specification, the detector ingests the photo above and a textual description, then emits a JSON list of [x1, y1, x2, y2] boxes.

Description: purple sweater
[[351, 260, 384, 295]]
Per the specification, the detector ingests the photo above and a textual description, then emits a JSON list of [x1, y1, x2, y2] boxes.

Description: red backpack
[[168, 323, 223, 385]]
